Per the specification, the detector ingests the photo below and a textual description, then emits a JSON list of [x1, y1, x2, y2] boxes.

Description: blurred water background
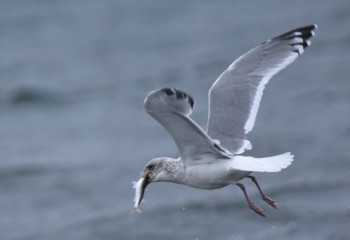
[[1, 0, 349, 239]]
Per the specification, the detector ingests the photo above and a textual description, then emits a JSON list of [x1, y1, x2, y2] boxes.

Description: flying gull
[[133, 24, 317, 217]]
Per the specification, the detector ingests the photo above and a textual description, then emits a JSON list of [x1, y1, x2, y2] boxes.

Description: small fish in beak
[[132, 172, 151, 211]]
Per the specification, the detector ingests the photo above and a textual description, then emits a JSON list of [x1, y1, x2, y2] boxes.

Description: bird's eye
[[146, 164, 155, 171]]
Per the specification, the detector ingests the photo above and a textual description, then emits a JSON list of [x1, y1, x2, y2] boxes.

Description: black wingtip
[[270, 24, 317, 55], [163, 88, 175, 96], [274, 24, 317, 40], [161, 88, 194, 109], [188, 95, 194, 109]]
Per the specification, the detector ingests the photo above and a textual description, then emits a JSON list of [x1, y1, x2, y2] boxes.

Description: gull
[[133, 25, 317, 217]]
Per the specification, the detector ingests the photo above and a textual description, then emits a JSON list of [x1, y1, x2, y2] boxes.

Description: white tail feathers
[[231, 152, 294, 172]]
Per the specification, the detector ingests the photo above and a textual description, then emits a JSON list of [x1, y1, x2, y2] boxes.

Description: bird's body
[[143, 152, 292, 189], [150, 157, 247, 190], [133, 25, 317, 217], [182, 158, 250, 189]]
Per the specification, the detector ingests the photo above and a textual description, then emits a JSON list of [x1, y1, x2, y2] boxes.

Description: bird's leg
[[236, 182, 266, 217], [248, 176, 277, 209]]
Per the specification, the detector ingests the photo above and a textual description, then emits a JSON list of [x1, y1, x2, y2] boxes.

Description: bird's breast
[[182, 161, 248, 189]]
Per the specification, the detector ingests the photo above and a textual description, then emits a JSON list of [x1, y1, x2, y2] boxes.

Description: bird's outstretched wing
[[144, 88, 230, 165], [207, 24, 317, 154]]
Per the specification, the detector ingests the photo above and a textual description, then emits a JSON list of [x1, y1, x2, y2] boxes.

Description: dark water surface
[[1, 1, 349, 239]]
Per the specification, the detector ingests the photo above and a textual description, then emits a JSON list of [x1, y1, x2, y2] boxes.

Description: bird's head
[[142, 157, 183, 184]]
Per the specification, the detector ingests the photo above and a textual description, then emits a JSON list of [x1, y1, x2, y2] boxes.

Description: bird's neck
[[161, 157, 186, 183]]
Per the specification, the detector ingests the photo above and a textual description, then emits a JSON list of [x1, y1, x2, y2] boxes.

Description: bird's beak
[[142, 171, 152, 187], [137, 172, 151, 205]]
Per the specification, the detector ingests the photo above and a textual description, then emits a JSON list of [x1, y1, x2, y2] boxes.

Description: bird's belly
[[183, 162, 251, 189]]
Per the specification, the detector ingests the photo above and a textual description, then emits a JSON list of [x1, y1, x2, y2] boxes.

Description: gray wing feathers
[[144, 88, 229, 165], [207, 25, 317, 154]]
